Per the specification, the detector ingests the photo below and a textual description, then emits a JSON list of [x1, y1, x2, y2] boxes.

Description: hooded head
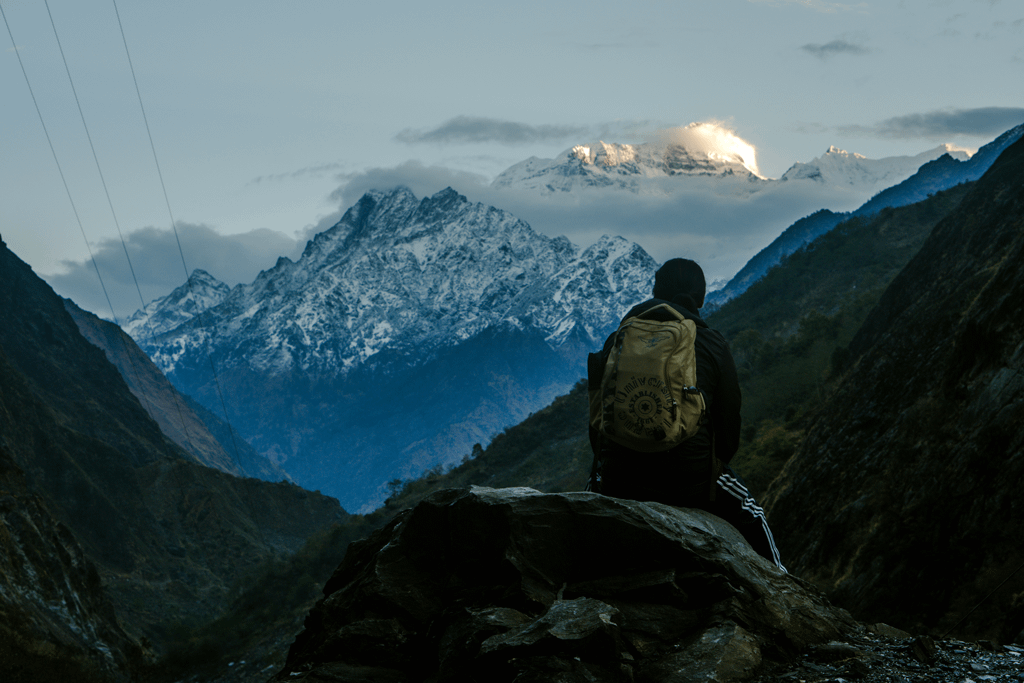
[[653, 258, 706, 310]]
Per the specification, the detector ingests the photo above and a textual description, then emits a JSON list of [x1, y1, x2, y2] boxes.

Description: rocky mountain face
[[123, 268, 230, 340], [0, 238, 345, 669], [705, 124, 1024, 309], [133, 187, 652, 376], [0, 444, 140, 683], [762, 133, 1024, 642], [64, 298, 286, 482], [276, 486, 855, 683], [129, 187, 656, 511]]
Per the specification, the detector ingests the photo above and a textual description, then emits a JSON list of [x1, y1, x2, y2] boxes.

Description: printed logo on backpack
[[589, 304, 706, 452]]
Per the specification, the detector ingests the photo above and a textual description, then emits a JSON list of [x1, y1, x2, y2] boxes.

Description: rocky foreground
[[273, 486, 857, 682], [174, 486, 1024, 683], [750, 631, 1024, 683]]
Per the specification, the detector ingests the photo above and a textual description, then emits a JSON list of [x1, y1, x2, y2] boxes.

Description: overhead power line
[[16, 0, 249, 477], [43, 0, 148, 314], [2, 3, 116, 322], [5, 0, 271, 554], [3, 1, 166, 425], [109, 0, 247, 473]]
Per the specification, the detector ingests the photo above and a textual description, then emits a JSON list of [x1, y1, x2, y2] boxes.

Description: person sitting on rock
[[586, 257, 786, 571]]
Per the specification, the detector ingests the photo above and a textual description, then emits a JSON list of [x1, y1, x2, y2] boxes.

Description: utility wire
[[35, 0, 204, 455], [110, 0, 248, 477], [4, 4, 201, 566], [109, 2, 273, 558], [7, 0, 268, 572], [2, 3, 116, 322], [43, 0, 147, 313], [3, 2, 164, 426]]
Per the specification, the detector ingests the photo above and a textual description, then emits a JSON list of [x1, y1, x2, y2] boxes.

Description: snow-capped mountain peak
[[124, 188, 660, 510], [129, 188, 656, 378], [493, 138, 761, 194], [123, 269, 230, 340], [568, 141, 645, 169], [493, 124, 974, 200], [825, 145, 865, 159], [779, 144, 971, 189]]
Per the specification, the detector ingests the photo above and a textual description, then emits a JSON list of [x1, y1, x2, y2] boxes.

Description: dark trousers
[[591, 453, 786, 572]]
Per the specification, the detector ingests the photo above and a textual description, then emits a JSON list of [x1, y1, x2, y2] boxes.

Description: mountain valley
[[4, 124, 1024, 682], [0, 240, 345, 680], [147, 128, 1024, 680], [127, 187, 657, 511]]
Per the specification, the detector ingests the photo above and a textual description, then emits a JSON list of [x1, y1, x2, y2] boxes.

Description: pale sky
[[2, 0, 1022, 319]]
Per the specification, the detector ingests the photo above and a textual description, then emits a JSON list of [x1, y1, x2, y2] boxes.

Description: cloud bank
[[396, 116, 590, 145], [800, 39, 869, 59], [841, 107, 1024, 139], [324, 157, 892, 286], [395, 116, 662, 147], [249, 162, 348, 184], [45, 222, 305, 321]]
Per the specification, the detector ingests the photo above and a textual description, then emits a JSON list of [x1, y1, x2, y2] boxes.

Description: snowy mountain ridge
[[779, 143, 970, 188], [705, 123, 1024, 309], [123, 269, 229, 340], [492, 139, 763, 195], [125, 187, 658, 510], [492, 133, 969, 198], [130, 187, 655, 380]]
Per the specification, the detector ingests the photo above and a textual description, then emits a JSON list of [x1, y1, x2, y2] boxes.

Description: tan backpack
[[589, 304, 707, 452]]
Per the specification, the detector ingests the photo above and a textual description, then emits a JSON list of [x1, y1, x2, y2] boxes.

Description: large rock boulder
[[275, 487, 854, 682]]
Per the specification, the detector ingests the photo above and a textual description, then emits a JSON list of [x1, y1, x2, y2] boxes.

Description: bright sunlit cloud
[[653, 122, 763, 178]]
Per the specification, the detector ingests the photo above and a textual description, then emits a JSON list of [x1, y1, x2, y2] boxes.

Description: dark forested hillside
[[710, 183, 973, 342], [63, 298, 288, 482], [0, 238, 344, 679], [708, 183, 973, 494], [0, 438, 141, 683], [763, 134, 1024, 642]]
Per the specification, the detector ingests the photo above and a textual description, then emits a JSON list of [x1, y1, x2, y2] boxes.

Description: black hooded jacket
[[588, 297, 742, 466]]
